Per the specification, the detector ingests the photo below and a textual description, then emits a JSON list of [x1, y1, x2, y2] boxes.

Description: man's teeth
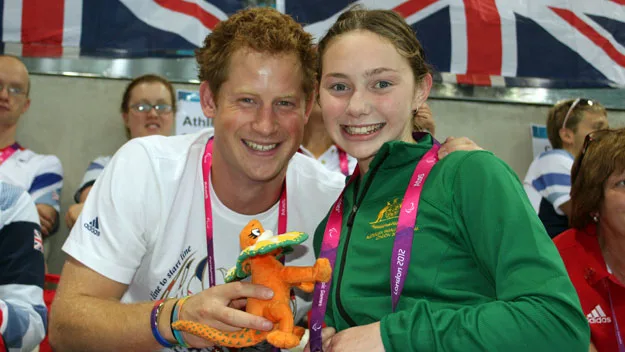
[[343, 124, 384, 135], [146, 124, 160, 129], [244, 140, 278, 151]]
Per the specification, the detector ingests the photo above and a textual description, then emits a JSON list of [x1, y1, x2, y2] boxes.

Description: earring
[[592, 214, 599, 223]]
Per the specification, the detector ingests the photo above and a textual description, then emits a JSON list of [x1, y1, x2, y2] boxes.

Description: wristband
[[151, 299, 175, 348], [171, 296, 190, 347]]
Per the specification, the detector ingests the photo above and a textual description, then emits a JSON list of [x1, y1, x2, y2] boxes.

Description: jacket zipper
[[335, 164, 382, 327]]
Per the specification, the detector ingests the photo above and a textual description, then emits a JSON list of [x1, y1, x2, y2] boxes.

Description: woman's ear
[[200, 81, 217, 119], [121, 112, 130, 127], [412, 73, 433, 112]]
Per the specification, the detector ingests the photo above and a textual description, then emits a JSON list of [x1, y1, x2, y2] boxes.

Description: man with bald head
[[0, 55, 63, 236]]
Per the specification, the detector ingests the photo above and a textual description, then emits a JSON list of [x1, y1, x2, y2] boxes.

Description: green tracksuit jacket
[[313, 134, 589, 351]]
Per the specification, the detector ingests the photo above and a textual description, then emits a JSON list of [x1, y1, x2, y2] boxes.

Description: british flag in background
[[1, 0, 624, 87]]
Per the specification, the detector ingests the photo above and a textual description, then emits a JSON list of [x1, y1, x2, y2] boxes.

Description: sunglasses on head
[[572, 129, 625, 181], [561, 98, 595, 130]]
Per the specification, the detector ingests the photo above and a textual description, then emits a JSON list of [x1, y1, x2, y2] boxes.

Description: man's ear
[[200, 81, 217, 119], [411, 73, 432, 112], [20, 98, 31, 115]]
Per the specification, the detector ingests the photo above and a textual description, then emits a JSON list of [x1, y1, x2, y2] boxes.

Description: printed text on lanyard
[[309, 141, 440, 352]]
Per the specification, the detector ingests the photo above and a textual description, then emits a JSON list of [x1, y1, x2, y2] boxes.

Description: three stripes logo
[[586, 304, 612, 324], [84, 217, 100, 236]]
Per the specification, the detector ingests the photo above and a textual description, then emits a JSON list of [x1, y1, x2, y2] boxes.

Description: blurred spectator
[[524, 98, 608, 238], [0, 181, 46, 351], [300, 102, 356, 176], [65, 74, 175, 229], [0, 55, 63, 237], [554, 128, 625, 352]]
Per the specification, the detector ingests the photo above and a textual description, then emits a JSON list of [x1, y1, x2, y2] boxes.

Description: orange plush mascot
[[172, 219, 331, 349]]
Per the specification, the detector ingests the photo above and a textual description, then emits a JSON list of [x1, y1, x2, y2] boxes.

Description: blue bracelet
[[172, 297, 191, 348], [151, 299, 175, 348]]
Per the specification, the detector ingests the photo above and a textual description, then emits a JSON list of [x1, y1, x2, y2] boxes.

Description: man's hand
[[438, 136, 484, 159], [413, 102, 436, 136], [320, 323, 383, 352], [170, 281, 275, 348], [65, 203, 84, 229], [304, 327, 336, 352], [36, 204, 57, 237]]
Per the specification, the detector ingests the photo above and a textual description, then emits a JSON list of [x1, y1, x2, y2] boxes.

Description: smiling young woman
[[308, 7, 590, 352]]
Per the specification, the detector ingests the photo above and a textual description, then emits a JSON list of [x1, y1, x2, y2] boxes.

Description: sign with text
[[530, 123, 552, 159], [176, 90, 212, 135]]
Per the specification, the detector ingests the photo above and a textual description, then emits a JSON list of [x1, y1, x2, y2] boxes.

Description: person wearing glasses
[[0, 55, 64, 238], [64, 74, 175, 229], [523, 98, 608, 238], [554, 128, 625, 352]]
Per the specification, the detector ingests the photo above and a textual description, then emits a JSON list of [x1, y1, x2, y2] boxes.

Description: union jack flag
[[33, 228, 43, 252], [1, 0, 624, 87]]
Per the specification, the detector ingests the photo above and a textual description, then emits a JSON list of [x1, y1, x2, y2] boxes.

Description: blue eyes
[[239, 98, 294, 107], [328, 81, 392, 92]]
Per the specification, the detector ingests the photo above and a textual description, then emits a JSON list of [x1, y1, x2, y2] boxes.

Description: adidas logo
[[84, 217, 100, 236], [587, 305, 612, 324]]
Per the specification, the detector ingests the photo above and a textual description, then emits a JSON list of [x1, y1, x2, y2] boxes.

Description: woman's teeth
[[343, 123, 384, 135]]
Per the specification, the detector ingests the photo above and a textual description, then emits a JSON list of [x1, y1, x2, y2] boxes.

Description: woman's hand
[[439, 136, 484, 159]]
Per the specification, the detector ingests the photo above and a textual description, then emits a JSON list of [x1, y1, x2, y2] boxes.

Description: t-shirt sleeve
[[0, 183, 46, 351], [530, 153, 573, 214], [62, 141, 161, 284], [73, 156, 111, 203], [28, 155, 63, 212]]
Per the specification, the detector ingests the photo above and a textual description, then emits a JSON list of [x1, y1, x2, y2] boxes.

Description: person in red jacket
[[555, 128, 625, 352]]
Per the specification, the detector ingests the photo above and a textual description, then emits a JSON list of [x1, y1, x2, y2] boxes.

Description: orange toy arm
[[280, 259, 331, 285]]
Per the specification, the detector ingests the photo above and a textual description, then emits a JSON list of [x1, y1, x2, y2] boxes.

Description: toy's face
[[240, 219, 265, 249]]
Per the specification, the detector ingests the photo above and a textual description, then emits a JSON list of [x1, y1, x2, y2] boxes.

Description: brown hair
[[570, 128, 625, 229], [317, 6, 430, 87], [546, 99, 606, 149], [120, 74, 176, 114], [120, 74, 176, 139], [195, 7, 316, 102]]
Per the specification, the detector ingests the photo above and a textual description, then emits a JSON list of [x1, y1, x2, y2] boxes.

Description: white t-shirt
[[63, 129, 345, 351], [0, 181, 46, 352], [523, 149, 574, 215], [73, 156, 112, 202], [298, 145, 357, 176], [0, 148, 63, 212]]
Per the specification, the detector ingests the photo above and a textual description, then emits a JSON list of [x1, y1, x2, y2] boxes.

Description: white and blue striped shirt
[[0, 147, 63, 213], [0, 181, 46, 351], [74, 156, 111, 203], [523, 149, 573, 237]]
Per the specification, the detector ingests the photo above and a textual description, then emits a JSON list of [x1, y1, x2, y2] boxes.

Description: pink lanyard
[[606, 283, 624, 352], [0, 143, 20, 166], [603, 252, 624, 352], [336, 147, 350, 176], [201, 139, 287, 287], [309, 143, 440, 352]]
